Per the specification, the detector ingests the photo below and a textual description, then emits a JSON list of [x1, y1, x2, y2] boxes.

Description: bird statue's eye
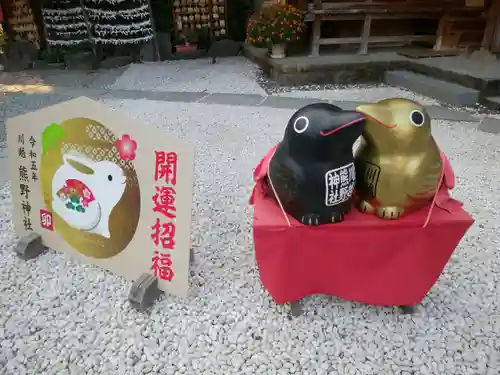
[[293, 116, 309, 133], [409, 110, 425, 127]]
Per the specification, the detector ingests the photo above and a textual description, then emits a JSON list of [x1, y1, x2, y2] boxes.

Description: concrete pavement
[[0, 59, 498, 190]]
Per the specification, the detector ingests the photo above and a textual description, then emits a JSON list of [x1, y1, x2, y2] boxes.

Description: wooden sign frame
[[7, 97, 195, 309]]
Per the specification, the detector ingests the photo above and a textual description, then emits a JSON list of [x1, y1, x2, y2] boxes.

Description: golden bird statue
[[354, 98, 443, 220]]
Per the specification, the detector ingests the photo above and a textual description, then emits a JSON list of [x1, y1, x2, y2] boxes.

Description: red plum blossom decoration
[[115, 134, 137, 161]]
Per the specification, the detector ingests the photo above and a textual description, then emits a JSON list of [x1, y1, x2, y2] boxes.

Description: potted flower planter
[[270, 43, 286, 59], [246, 4, 305, 61]]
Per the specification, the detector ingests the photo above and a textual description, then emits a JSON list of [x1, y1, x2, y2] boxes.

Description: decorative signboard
[[172, 0, 226, 37], [4, 0, 42, 49], [6, 97, 195, 301]]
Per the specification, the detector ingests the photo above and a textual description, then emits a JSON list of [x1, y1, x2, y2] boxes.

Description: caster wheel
[[398, 305, 416, 314]]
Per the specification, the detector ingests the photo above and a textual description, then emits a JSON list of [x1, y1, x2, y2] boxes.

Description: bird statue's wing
[[269, 161, 302, 207], [405, 157, 443, 203]]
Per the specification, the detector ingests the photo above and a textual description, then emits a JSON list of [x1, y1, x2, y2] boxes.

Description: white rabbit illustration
[[51, 151, 127, 239]]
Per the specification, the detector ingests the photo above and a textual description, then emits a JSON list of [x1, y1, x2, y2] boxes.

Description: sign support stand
[[14, 239, 196, 312], [15, 232, 47, 260], [128, 249, 194, 311], [128, 274, 164, 311]]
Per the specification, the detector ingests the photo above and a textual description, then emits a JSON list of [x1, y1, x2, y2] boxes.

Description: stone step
[[483, 96, 500, 110], [385, 70, 481, 107]]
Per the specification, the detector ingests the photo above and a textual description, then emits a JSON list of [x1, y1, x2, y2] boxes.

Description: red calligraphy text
[[151, 251, 174, 281], [151, 218, 176, 250], [40, 209, 54, 231], [154, 151, 177, 185], [152, 186, 176, 219]]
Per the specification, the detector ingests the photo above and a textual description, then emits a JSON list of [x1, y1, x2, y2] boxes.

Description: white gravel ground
[[1, 99, 499, 375], [275, 87, 440, 106], [109, 57, 267, 96]]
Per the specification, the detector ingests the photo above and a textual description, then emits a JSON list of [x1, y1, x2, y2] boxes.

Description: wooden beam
[[480, 0, 500, 51], [314, 7, 444, 15], [359, 14, 372, 54], [493, 5, 500, 52], [310, 18, 321, 56], [318, 34, 436, 46], [319, 37, 362, 44], [309, 13, 441, 22], [434, 14, 450, 51]]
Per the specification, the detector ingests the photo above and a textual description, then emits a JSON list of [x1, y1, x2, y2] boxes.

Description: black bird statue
[[267, 103, 365, 226]]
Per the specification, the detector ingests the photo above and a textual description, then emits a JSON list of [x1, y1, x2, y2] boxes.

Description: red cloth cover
[[250, 145, 474, 306]]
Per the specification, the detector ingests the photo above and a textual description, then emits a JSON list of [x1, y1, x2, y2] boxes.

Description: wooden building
[[286, 0, 500, 56], [0, 0, 44, 49]]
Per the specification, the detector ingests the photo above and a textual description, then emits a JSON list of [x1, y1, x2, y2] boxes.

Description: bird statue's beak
[[320, 111, 365, 136], [356, 103, 396, 129]]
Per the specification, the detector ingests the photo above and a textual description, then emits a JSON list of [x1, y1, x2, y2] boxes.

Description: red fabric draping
[[250, 145, 474, 306]]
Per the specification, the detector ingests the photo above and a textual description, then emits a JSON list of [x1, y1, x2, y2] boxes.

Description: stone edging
[[4, 87, 500, 135]]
